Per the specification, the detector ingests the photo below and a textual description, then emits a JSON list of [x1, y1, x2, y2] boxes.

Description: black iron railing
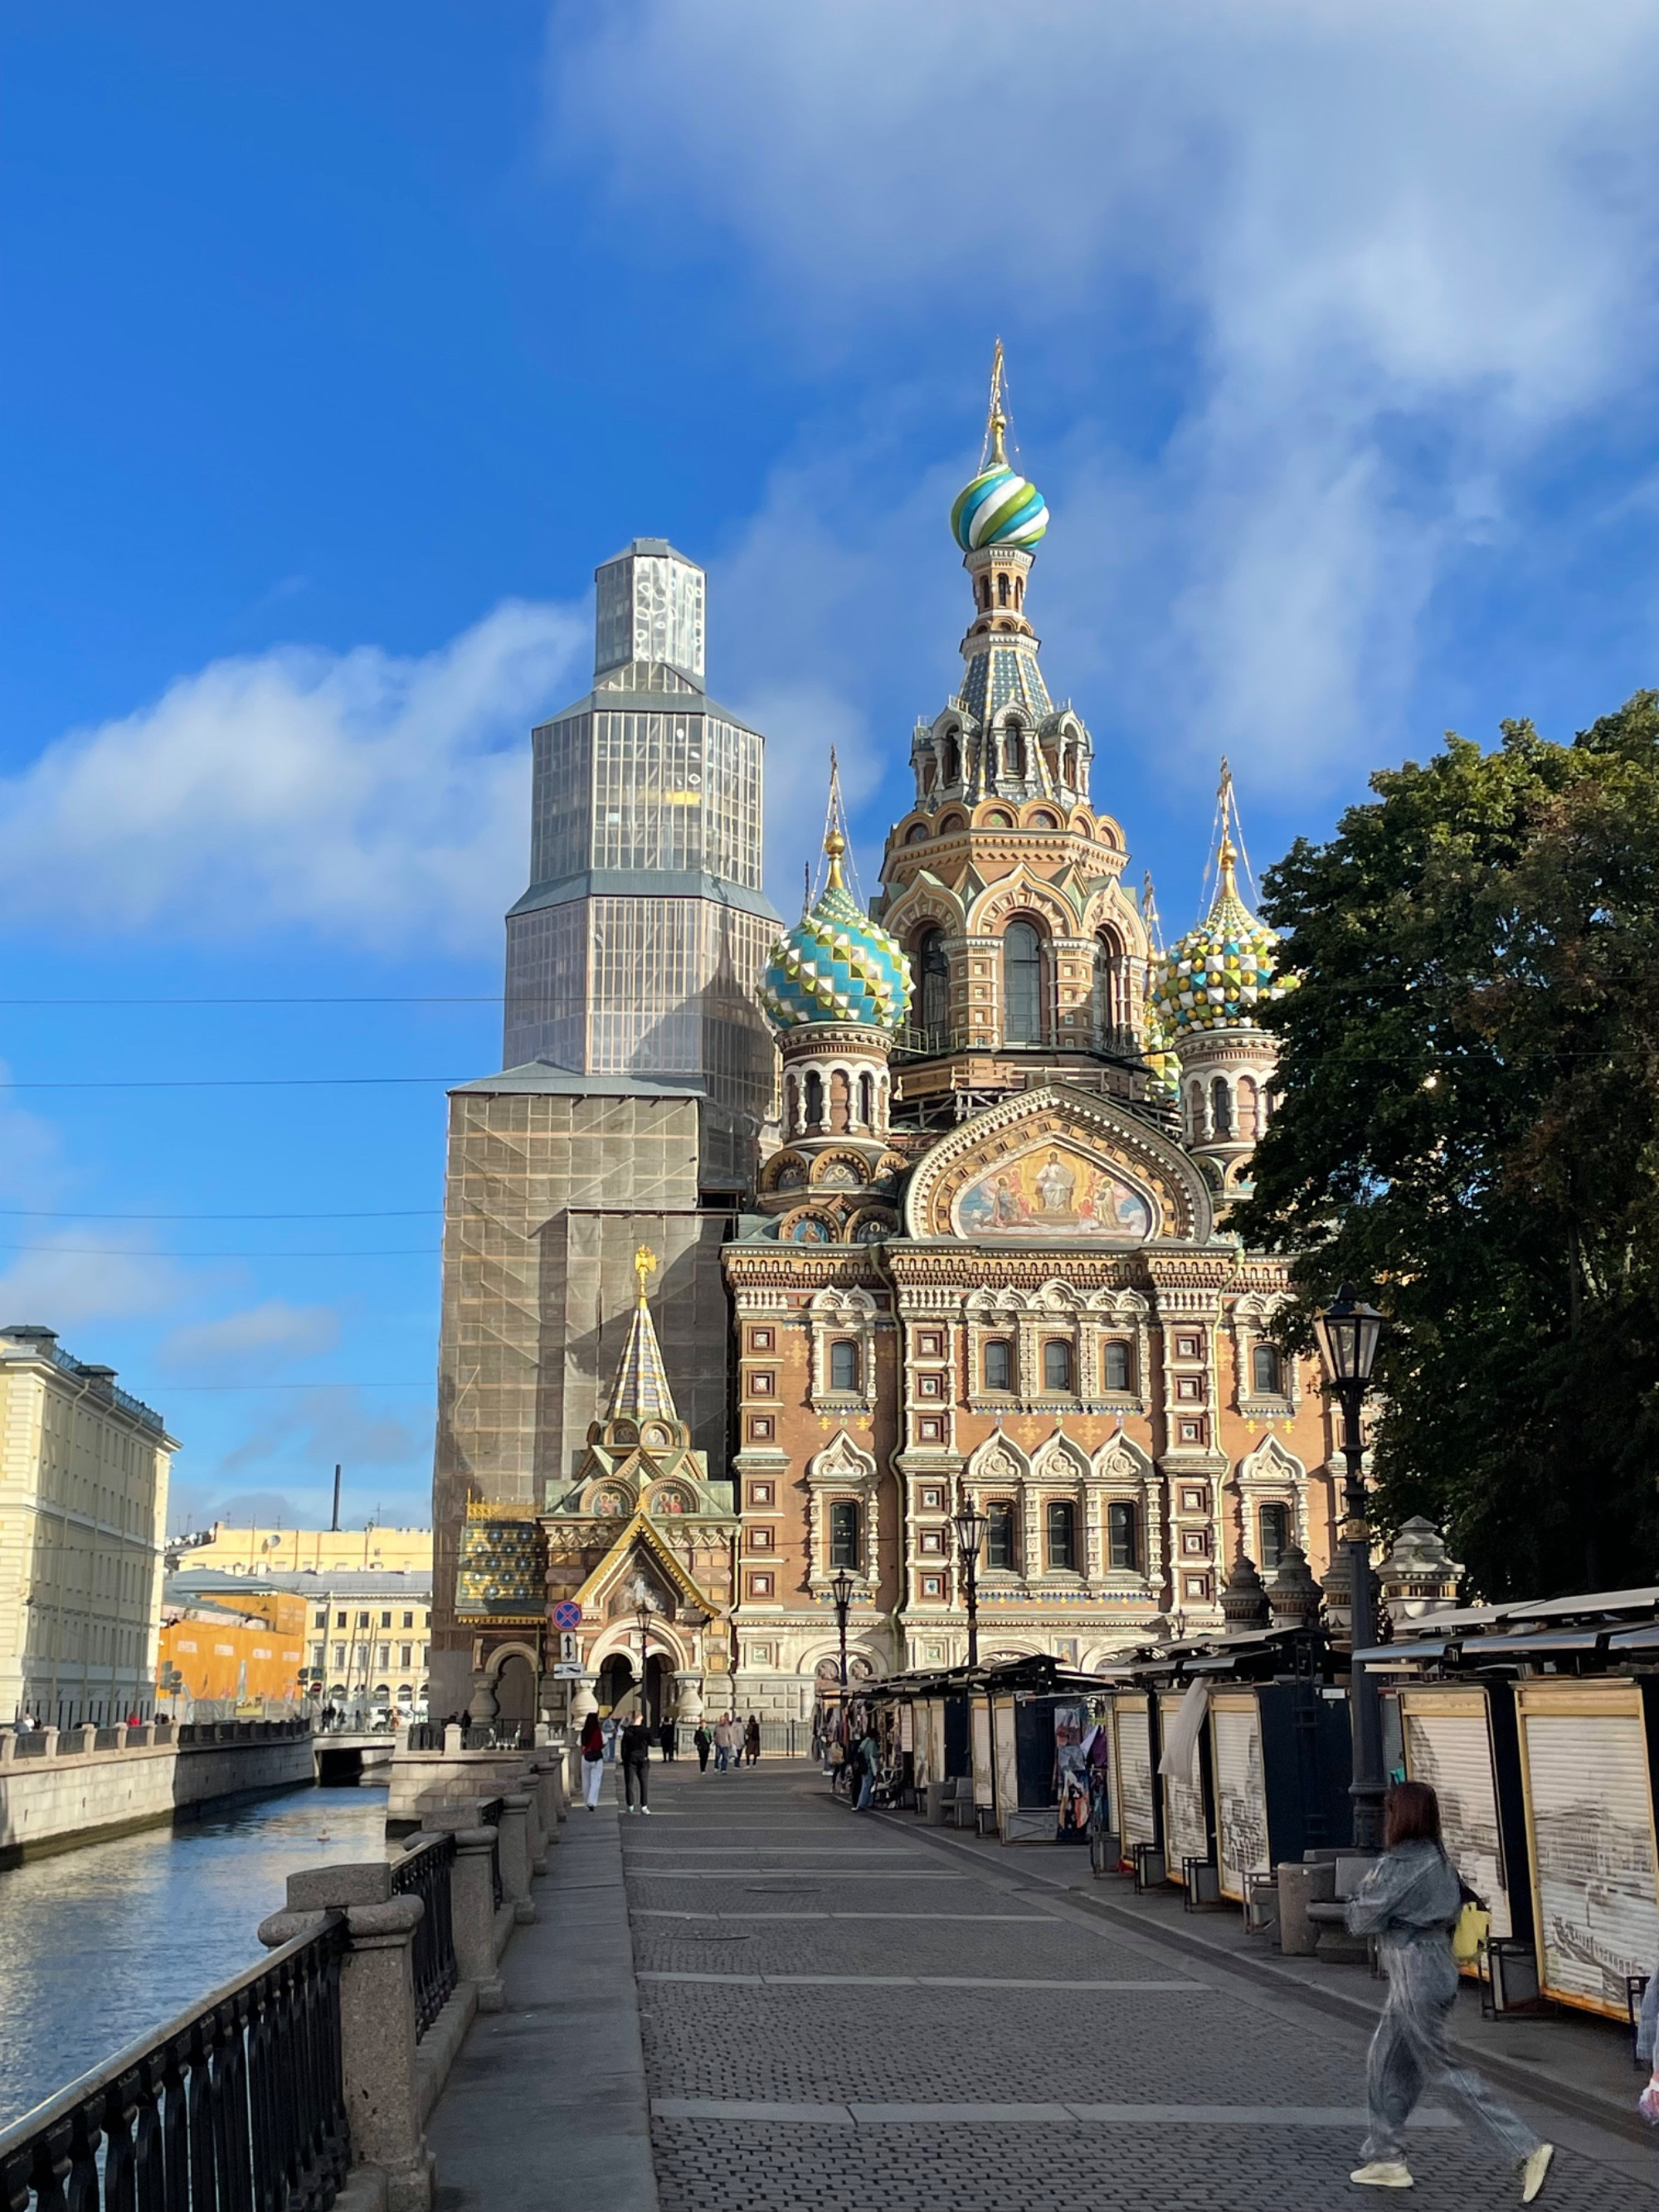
[[392, 1834, 458, 2039], [479, 1799, 505, 1912], [0, 1917, 349, 2212]]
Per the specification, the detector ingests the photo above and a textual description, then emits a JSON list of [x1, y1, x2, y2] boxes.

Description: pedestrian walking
[[743, 1713, 761, 1766], [713, 1713, 733, 1771], [579, 1710, 606, 1810], [620, 1715, 652, 1814], [693, 1722, 712, 1772], [854, 1726, 878, 1811], [659, 1716, 677, 1761], [1345, 1780, 1552, 2199], [1637, 1953, 1659, 2122]]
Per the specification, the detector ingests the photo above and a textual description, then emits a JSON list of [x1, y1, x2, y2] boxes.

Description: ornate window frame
[[1029, 1432, 1090, 1587], [805, 1430, 882, 1595], [1087, 1430, 1162, 1596], [808, 1285, 879, 1413], [1232, 1433, 1309, 1561], [1231, 1293, 1301, 1422], [1082, 1286, 1151, 1415]]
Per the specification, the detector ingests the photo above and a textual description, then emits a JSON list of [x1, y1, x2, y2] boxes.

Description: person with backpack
[[1345, 1780, 1552, 2200], [579, 1710, 606, 1809]]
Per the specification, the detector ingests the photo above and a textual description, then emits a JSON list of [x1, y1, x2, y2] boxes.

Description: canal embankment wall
[[0, 1721, 316, 1864]]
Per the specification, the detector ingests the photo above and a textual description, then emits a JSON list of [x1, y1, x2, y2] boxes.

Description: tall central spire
[[606, 1245, 679, 1425]]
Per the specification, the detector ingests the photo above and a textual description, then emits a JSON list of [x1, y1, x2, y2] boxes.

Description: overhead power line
[[0, 1207, 440, 1220], [0, 996, 503, 1006], [0, 1243, 436, 1259]]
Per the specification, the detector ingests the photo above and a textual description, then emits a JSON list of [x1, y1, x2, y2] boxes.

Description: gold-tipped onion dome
[[760, 831, 912, 1032], [1153, 837, 1293, 1038]]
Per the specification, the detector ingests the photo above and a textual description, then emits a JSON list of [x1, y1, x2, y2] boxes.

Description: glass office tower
[[503, 539, 778, 1125]]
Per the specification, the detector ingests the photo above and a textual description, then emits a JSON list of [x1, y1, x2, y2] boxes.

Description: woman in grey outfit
[[1345, 1781, 1553, 2199]]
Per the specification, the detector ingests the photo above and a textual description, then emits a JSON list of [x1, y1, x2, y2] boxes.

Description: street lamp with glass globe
[[952, 1503, 988, 1668], [635, 1599, 653, 1726], [1311, 1282, 1387, 1851]]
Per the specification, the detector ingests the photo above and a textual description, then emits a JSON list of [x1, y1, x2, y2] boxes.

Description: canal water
[[0, 1781, 394, 2127]]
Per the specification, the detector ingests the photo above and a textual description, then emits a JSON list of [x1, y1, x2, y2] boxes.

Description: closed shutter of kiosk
[[972, 1701, 994, 1806], [1114, 1702, 1156, 1849], [1213, 1703, 1269, 1902], [1160, 1694, 1208, 1869], [1404, 1707, 1510, 1938], [1522, 1708, 1659, 2017]]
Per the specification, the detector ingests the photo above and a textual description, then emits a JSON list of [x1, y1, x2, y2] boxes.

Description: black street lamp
[[1312, 1282, 1387, 1852], [829, 1569, 854, 1784], [953, 1503, 988, 1668], [635, 1601, 652, 1727]]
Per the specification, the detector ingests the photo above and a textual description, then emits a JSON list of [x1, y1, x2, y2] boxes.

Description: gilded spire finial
[[820, 748, 849, 893], [633, 1244, 658, 1306], [985, 338, 1009, 470]]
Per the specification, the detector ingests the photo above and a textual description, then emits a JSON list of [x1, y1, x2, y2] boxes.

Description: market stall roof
[[1350, 1639, 1451, 1666], [1457, 1625, 1613, 1659]]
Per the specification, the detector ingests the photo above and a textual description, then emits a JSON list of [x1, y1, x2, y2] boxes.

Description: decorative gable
[[903, 1084, 1212, 1245]]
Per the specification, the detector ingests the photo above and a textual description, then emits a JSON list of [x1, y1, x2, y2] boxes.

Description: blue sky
[[5, 3, 1659, 1531]]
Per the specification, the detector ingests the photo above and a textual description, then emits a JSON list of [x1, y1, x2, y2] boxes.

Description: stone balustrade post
[[39, 1727, 59, 1759], [497, 1791, 536, 1922], [530, 1753, 564, 1837], [512, 1765, 548, 1871], [0, 1729, 16, 1765], [257, 1862, 433, 2212]]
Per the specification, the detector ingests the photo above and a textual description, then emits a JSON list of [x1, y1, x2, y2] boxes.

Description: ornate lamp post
[[1312, 1283, 1387, 1852], [635, 1597, 653, 1726], [952, 1503, 988, 1668], [829, 1569, 854, 1786]]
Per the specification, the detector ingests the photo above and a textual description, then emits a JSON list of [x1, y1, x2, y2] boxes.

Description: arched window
[[1092, 931, 1120, 1041], [996, 572, 1010, 607], [1014, 576, 1024, 609], [976, 576, 990, 610], [943, 737, 961, 785], [1004, 920, 1044, 1044], [1003, 728, 1024, 780], [907, 818, 929, 840], [916, 927, 949, 1045], [1211, 1076, 1234, 1138], [829, 1499, 862, 1569], [986, 1500, 1018, 1571], [1042, 1338, 1073, 1392], [983, 1337, 1012, 1392], [1102, 1339, 1131, 1393], [804, 1069, 825, 1128], [784, 1070, 800, 1136], [1258, 1501, 1290, 1570], [1251, 1342, 1283, 1396], [1238, 1074, 1259, 1140], [1186, 1079, 1207, 1143], [829, 1338, 861, 1392], [1108, 1501, 1139, 1571], [1046, 1501, 1077, 1571]]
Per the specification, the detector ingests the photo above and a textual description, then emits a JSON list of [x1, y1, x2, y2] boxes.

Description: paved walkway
[[626, 1760, 1650, 2212]]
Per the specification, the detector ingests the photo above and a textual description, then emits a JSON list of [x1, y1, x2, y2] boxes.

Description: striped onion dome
[[760, 832, 912, 1034], [1151, 838, 1292, 1040], [951, 463, 1049, 552]]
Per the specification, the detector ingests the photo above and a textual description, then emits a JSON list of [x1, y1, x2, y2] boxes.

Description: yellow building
[[178, 1523, 431, 1577], [0, 1324, 175, 1727]]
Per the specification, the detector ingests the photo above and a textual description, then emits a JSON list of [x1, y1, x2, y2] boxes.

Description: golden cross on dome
[[984, 337, 1010, 470], [633, 1245, 658, 1303]]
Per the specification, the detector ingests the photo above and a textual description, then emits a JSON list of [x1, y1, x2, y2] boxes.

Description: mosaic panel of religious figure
[[954, 1142, 1155, 1241]]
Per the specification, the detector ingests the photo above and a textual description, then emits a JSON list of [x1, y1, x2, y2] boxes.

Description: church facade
[[432, 358, 1341, 1732]]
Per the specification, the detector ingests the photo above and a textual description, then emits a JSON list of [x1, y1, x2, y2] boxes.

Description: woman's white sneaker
[[1350, 2162, 1413, 2189], [1521, 2144, 1553, 2204]]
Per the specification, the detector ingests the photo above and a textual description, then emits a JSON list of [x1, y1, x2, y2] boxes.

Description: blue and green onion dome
[[760, 833, 912, 1033], [951, 464, 1049, 552], [1153, 844, 1292, 1040]]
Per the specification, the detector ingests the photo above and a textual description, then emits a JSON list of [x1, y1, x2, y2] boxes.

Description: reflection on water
[[0, 1784, 393, 2127]]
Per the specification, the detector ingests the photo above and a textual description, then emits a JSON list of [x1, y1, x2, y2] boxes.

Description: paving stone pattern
[[624, 1765, 1649, 2212]]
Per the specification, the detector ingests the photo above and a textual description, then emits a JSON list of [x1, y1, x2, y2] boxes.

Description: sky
[[5, 2, 1659, 1532]]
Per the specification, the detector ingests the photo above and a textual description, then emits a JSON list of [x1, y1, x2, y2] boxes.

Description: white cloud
[[553, 2, 1659, 779], [216, 1386, 430, 1480], [0, 599, 586, 951], [160, 1300, 340, 1382], [0, 1230, 187, 1331]]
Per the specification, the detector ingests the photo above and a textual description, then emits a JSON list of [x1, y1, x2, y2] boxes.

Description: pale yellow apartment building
[[0, 1323, 175, 1727]]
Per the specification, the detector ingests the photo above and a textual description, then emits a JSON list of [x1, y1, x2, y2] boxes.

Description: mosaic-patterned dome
[[760, 832, 911, 1032], [1141, 1003, 1183, 1102], [951, 464, 1049, 552], [1152, 841, 1292, 1039]]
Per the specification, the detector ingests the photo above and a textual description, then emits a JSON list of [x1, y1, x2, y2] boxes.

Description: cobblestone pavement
[[623, 1762, 1655, 2212]]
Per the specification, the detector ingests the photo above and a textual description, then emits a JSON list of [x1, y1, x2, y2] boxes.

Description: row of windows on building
[[820, 1496, 1293, 1576], [822, 1336, 1286, 1397], [314, 1641, 431, 1670], [313, 1607, 431, 1630], [909, 922, 1126, 1048]]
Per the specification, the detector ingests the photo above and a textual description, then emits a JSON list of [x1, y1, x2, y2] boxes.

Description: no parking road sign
[[552, 1600, 582, 1630]]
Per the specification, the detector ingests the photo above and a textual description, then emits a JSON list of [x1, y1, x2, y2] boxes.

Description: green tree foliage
[[1232, 696, 1659, 1598]]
